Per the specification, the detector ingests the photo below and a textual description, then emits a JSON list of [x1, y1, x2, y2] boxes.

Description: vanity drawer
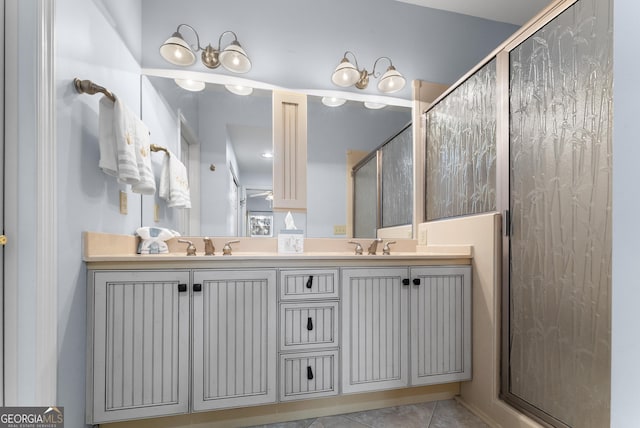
[[279, 269, 339, 300], [280, 350, 339, 401], [280, 302, 339, 351]]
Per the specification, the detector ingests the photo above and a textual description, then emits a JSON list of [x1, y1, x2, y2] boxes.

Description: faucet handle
[[222, 240, 240, 256], [203, 237, 215, 256], [348, 241, 363, 255], [383, 241, 397, 255], [177, 239, 197, 256]]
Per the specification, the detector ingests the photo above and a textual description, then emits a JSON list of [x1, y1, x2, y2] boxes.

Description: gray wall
[[55, 0, 143, 425], [140, 0, 519, 93], [611, 0, 640, 426]]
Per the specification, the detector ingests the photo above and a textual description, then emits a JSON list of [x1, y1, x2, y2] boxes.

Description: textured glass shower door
[[507, 0, 612, 426]]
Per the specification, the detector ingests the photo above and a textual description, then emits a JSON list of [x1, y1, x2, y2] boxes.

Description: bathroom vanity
[[84, 232, 472, 425]]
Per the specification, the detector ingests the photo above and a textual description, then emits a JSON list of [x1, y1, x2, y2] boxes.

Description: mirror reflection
[[143, 74, 411, 238]]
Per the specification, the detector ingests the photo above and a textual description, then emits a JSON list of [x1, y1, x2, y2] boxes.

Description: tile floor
[[248, 399, 489, 428]]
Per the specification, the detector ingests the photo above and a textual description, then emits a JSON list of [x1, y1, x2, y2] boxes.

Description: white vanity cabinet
[[341, 265, 471, 394], [192, 269, 277, 411], [84, 248, 472, 425], [278, 269, 340, 401], [86, 270, 191, 424]]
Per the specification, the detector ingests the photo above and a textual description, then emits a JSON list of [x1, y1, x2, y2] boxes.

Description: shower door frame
[[496, 1, 609, 427]]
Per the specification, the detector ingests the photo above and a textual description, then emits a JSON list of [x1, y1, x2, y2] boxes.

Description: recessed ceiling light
[[321, 97, 347, 107], [364, 101, 386, 110], [174, 78, 205, 92], [261, 152, 273, 159], [225, 84, 254, 96]]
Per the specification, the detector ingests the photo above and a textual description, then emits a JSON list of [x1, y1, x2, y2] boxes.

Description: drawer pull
[[307, 317, 313, 331], [307, 366, 314, 380], [413, 278, 421, 286], [402, 278, 410, 286], [178, 283, 187, 293], [306, 276, 314, 289], [193, 283, 202, 292]]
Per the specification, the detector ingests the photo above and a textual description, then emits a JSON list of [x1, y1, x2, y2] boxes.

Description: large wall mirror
[[142, 73, 411, 238]]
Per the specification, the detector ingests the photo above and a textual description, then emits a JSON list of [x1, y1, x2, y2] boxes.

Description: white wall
[[55, 0, 142, 425], [611, 0, 640, 426]]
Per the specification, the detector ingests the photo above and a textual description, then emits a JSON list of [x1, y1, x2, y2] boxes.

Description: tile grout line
[[426, 400, 438, 427]]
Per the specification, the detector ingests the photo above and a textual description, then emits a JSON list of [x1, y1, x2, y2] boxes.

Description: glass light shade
[[219, 41, 251, 73], [377, 66, 406, 93], [174, 78, 205, 92], [364, 101, 386, 110], [321, 97, 347, 107], [160, 33, 196, 66], [331, 59, 360, 87], [225, 84, 253, 96]]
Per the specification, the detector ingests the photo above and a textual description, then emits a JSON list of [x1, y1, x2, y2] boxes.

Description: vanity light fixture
[[321, 96, 347, 107], [331, 51, 406, 94], [160, 24, 251, 74], [174, 78, 205, 92], [225, 84, 253, 96]]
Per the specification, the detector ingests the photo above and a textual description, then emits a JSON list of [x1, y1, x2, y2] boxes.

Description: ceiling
[[396, 0, 552, 25]]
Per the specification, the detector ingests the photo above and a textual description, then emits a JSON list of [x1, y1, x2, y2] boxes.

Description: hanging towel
[[131, 120, 156, 195], [159, 151, 191, 208], [113, 98, 141, 184], [98, 96, 118, 177]]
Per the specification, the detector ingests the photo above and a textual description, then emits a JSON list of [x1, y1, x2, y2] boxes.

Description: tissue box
[[278, 230, 304, 253]]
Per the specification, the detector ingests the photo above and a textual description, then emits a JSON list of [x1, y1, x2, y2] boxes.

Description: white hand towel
[[98, 96, 118, 177], [135, 226, 180, 254], [131, 120, 156, 195], [159, 151, 191, 209], [113, 98, 141, 185]]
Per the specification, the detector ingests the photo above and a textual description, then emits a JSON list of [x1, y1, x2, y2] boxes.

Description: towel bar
[[150, 144, 169, 155], [73, 78, 116, 102]]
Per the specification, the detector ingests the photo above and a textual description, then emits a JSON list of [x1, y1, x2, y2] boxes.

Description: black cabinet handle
[[413, 278, 421, 286], [178, 283, 187, 293], [306, 276, 314, 289], [307, 317, 313, 331], [193, 283, 202, 292], [402, 278, 410, 286], [307, 366, 314, 380]]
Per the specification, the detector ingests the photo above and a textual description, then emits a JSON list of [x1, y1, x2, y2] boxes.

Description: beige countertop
[[83, 231, 472, 268]]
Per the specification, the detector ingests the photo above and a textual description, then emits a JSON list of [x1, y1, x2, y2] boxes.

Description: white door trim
[[3, 0, 57, 404], [35, 0, 58, 405]]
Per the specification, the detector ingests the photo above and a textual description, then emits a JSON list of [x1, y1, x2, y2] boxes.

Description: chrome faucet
[[177, 239, 196, 256], [222, 240, 240, 256], [367, 238, 383, 255], [203, 237, 215, 256], [348, 241, 363, 255], [383, 241, 396, 255]]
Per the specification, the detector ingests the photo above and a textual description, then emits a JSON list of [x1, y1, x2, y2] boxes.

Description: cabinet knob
[[307, 366, 314, 380], [178, 283, 187, 293], [402, 278, 410, 286], [413, 278, 421, 286], [193, 283, 202, 292], [307, 317, 313, 331], [306, 276, 314, 289]]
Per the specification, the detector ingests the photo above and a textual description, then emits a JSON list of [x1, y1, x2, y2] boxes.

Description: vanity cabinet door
[[410, 266, 472, 386], [86, 270, 190, 424], [341, 268, 409, 393], [192, 269, 277, 411]]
